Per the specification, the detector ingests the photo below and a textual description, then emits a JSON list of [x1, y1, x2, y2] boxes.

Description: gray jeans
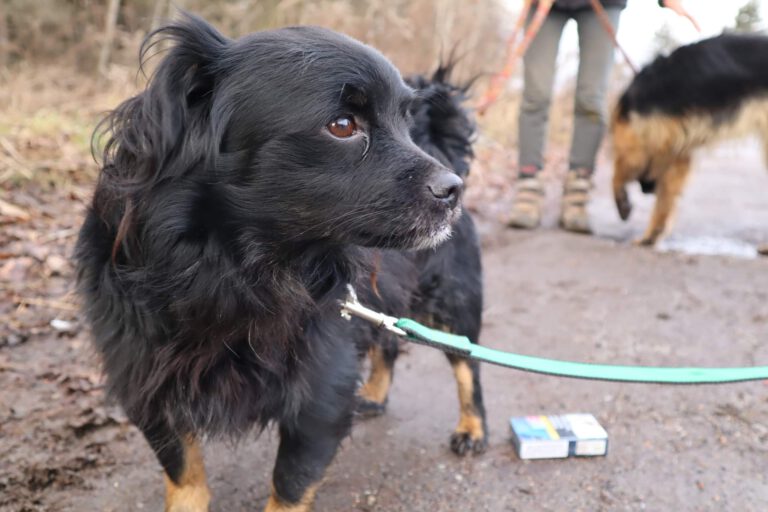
[[518, 6, 621, 175]]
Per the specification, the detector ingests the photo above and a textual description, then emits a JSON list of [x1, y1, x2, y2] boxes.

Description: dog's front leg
[[266, 352, 357, 512], [267, 410, 354, 512], [136, 416, 210, 512], [638, 155, 691, 246], [162, 435, 210, 512]]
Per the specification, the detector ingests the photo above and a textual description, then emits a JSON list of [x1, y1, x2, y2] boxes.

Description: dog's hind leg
[[447, 351, 488, 456], [138, 418, 210, 512], [638, 155, 691, 246], [356, 340, 398, 417], [408, 316, 488, 455], [416, 217, 487, 456], [392, 213, 488, 455]]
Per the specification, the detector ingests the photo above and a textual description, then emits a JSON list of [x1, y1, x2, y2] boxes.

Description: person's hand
[[662, 0, 702, 32]]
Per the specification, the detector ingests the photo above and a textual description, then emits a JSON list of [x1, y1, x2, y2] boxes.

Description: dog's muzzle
[[427, 171, 463, 210]]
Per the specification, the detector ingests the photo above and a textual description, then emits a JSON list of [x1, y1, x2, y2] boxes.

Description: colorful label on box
[[510, 414, 609, 460]]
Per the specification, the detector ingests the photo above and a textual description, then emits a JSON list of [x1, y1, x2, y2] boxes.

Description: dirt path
[[2, 144, 767, 511]]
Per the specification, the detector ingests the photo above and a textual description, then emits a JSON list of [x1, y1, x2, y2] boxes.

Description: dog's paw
[[617, 201, 632, 221], [449, 430, 487, 456], [354, 397, 387, 419], [614, 187, 632, 221], [634, 235, 657, 247]]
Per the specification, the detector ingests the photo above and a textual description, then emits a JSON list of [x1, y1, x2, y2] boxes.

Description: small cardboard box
[[509, 413, 609, 460]]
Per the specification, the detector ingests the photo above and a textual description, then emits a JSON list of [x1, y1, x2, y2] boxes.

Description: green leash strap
[[394, 318, 768, 384]]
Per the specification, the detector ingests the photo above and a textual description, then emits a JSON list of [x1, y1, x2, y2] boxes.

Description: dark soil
[[2, 147, 767, 511]]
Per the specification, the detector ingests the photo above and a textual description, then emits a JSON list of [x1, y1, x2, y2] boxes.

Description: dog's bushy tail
[[92, 12, 230, 260], [407, 63, 475, 178]]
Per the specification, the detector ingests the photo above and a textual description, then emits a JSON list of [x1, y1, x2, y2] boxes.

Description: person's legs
[[510, 10, 569, 229], [518, 10, 569, 175], [560, 6, 622, 234], [570, 6, 620, 172]]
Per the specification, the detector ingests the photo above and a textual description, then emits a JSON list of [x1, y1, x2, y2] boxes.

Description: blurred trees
[[732, 0, 762, 33], [651, 22, 679, 56], [0, 0, 509, 81]]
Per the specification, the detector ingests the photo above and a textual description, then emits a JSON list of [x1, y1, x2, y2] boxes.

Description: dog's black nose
[[427, 172, 463, 208]]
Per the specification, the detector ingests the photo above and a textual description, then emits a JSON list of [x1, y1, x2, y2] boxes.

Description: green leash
[[339, 287, 768, 385], [395, 318, 768, 384]]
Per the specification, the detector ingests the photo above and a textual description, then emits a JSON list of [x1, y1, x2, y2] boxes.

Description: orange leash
[[588, 0, 637, 74], [476, 0, 552, 115], [477, 0, 637, 115]]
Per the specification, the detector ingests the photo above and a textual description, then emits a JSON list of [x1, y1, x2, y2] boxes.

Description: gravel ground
[[2, 142, 767, 511]]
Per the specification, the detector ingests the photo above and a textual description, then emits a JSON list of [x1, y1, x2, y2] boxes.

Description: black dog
[[76, 13, 486, 511]]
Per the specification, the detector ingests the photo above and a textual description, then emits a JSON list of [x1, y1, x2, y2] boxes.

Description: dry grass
[[0, 1, 510, 192], [0, 0, 601, 220], [0, 64, 141, 189]]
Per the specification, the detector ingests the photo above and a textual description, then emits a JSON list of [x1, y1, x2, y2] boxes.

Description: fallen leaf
[[0, 198, 31, 222], [45, 254, 69, 276], [0, 257, 35, 283], [50, 318, 77, 334]]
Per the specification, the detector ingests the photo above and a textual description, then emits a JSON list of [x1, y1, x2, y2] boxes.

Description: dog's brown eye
[[327, 116, 357, 138]]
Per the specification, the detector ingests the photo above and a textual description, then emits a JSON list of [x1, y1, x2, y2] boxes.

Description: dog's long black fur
[[76, 13, 485, 509], [617, 33, 768, 121]]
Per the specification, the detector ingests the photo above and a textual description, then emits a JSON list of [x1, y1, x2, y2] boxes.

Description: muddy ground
[[1, 140, 767, 511]]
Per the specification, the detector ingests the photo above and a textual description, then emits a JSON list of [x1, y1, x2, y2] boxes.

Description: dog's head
[[98, 14, 464, 258]]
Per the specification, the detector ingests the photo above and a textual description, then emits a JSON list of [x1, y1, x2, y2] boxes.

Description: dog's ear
[[141, 13, 230, 144], [95, 13, 230, 179], [92, 13, 230, 262]]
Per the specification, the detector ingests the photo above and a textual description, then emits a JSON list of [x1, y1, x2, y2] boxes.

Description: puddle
[[656, 236, 760, 259]]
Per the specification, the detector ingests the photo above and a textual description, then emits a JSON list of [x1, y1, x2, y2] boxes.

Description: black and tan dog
[[612, 33, 768, 245], [76, 13, 486, 512]]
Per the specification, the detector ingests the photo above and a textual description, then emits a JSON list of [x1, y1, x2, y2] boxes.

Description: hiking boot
[[559, 170, 592, 234], [508, 176, 544, 230]]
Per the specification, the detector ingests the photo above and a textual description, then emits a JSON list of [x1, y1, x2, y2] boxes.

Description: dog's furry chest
[[133, 301, 359, 436], [77, 241, 360, 437]]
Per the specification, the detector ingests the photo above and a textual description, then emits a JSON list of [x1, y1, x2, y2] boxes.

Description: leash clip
[[339, 285, 407, 336]]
